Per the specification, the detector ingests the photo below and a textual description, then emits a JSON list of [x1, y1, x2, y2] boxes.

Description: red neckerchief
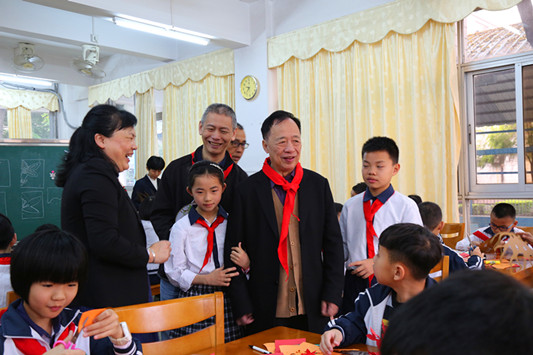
[[195, 215, 225, 272], [261, 158, 304, 277], [191, 151, 234, 180], [363, 193, 385, 286], [13, 322, 75, 354], [473, 230, 490, 242], [0, 256, 11, 265]]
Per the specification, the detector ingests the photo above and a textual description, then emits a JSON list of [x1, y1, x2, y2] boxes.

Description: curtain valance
[[0, 88, 58, 111], [268, 0, 522, 67], [88, 48, 234, 105]]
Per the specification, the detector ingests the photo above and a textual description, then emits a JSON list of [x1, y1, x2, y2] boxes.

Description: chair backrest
[[441, 223, 465, 249], [113, 292, 224, 355], [429, 255, 450, 282], [6, 291, 19, 305]]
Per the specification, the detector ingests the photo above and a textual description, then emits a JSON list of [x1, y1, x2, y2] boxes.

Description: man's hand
[[236, 313, 254, 326], [320, 329, 342, 355], [348, 258, 374, 278], [321, 301, 338, 319]]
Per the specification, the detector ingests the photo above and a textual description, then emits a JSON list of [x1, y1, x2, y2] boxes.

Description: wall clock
[[240, 75, 259, 100]]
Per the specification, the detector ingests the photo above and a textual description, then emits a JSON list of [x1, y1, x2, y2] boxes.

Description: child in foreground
[[164, 161, 242, 342], [320, 223, 442, 354], [0, 228, 141, 354]]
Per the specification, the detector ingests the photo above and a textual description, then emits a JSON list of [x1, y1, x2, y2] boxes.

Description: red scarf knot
[[195, 215, 225, 272]]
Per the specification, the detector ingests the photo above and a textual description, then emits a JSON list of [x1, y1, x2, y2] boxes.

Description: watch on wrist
[[109, 321, 132, 346]]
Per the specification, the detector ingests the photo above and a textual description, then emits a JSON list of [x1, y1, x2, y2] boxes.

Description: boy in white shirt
[[340, 137, 422, 313]]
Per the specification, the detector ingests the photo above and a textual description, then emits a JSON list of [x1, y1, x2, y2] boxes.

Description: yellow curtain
[[0, 88, 58, 111], [89, 49, 234, 105], [162, 74, 235, 164], [7, 106, 32, 138], [275, 20, 459, 221], [268, 0, 521, 67], [134, 88, 157, 179]]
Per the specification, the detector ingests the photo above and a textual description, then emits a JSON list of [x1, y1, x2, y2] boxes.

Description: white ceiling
[[0, 0, 262, 86]]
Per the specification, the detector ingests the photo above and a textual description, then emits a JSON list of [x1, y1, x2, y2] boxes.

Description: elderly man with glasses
[[228, 123, 249, 163]]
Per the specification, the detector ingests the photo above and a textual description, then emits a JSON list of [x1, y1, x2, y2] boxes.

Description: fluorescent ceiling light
[[114, 17, 211, 45], [0, 73, 54, 88]]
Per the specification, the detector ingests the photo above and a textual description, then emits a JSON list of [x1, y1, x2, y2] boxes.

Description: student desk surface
[[191, 326, 377, 354]]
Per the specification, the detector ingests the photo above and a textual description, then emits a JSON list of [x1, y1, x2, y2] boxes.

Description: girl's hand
[[230, 242, 250, 269], [83, 309, 123, 340], [45, 332, 85, 355], [207, 267, 239, 286]]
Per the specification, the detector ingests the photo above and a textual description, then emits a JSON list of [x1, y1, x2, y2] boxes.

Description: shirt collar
[[363, 184, 395, 203], [269, 165, 296, 188], [188, 205, 228, 225], [15, 300, 62, 341], [194, 146, 229, 168], [483, 226, 495, 237]]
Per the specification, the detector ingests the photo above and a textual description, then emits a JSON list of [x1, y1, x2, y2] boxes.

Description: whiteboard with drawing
[[0, 140, 68, 239]]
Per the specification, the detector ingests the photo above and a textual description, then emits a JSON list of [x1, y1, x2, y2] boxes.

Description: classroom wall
[[53, 0, 397, 175]]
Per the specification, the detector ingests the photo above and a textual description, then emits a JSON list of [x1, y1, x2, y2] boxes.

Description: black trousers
[[341, 272, 377, 314]]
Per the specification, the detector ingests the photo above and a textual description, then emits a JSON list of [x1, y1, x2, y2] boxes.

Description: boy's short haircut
[[11, 229, 88, 302], [361, 136, 399, 164], [146, 156, 165, 171], [0, 213, 14, 250], [491, 202, 516, 219], [380, 270, 533, 355], [334, 202, 343, 214], [352, 182, 367, 195], [418, 202, 443, 231], [139, 195, 155, 220], [379, 223, 442, 280]]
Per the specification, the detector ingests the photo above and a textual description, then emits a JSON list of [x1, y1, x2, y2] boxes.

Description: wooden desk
[[191, 326, 374, 354], [485, 259, 533, 287]]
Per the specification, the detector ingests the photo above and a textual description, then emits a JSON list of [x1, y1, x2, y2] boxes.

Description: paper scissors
[[53, 308, 106, 350]]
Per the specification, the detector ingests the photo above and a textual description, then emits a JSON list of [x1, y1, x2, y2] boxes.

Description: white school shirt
[[340, 189, 422, 266], [165, 207, 227, 292]]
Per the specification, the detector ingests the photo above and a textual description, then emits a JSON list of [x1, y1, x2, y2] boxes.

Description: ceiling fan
[[72, 44, 106, 79], [13, 43, 44, 72]]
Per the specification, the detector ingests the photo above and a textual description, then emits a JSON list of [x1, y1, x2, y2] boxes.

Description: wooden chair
[[517, 226, 533, 235], [150, 284, 160, 297], [6, 291, 19, 305], [113, 292, 224, 355], [441, 223, 465, 249], [429, 255, 450, 282]]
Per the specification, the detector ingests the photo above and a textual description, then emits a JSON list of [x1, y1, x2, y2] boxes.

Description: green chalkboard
[[0, 140, 68, 239]]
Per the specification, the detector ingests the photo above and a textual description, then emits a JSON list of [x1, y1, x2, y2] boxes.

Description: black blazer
[[224, 169, 344, 334], [61, 158, 150, 308], [131, 175, 159, 210]]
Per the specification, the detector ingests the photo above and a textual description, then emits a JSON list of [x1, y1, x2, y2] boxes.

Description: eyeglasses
[[230, 140, 249, 149], [490, 222, 514, 232]]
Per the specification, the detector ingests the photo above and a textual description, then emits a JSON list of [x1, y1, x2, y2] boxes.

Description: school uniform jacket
[[151, 146, 248, 241], [0, 300, 141, 354], [224, 169, 344, 334], [61, 158, 150, 308], [131, 175, 160, 210], [326, 277, 436, 347]]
